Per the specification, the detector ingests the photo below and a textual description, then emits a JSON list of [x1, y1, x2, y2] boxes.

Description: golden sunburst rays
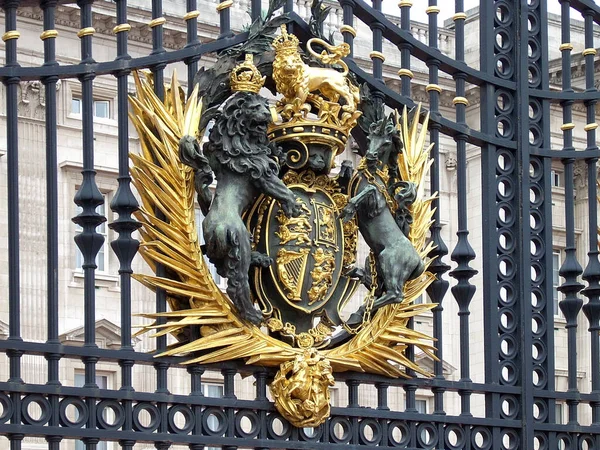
[[323, 103, 438, 378]]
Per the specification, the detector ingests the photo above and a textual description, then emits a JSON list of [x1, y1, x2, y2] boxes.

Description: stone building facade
[[0, 2, 598, 448]]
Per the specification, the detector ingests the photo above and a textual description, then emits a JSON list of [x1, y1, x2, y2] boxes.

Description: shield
[[249, 179, 358, 333]]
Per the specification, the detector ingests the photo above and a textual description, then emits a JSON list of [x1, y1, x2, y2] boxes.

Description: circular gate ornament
[[131, 22, 437, 428]]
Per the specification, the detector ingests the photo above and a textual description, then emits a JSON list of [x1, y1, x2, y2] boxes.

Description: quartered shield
[[249, 180, 358, 333]]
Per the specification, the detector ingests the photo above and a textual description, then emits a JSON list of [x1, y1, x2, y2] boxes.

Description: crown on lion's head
[[272, 25, 301, 57]]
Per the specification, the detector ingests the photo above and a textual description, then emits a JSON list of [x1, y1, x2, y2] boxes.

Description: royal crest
[[131, 9, 437, 430], [249, 170, 359, 334]]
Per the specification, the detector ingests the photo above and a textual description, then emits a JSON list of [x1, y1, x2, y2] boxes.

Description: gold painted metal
[[452, 12, 467, 21], [583, 48, 597, 57], [308, 249, 335, 305], [40, 30, 58, 40], [216, 0, 234, 11], [77, 27, 95, 38], [453, 96, 469, 106], [559, 43, 573, 51], [561, 122, 575, 131], [131, 41, 436, 430], [113, 24, 131, 34], [148, 17, 166, 28], [270, 25, 361, 154], [426, 83, 442, 93], [184, 10, 200, 20], [230, 54, 266, 93], [2, 31, 20, 41], [398, 1, 413, 7], [426, 6, 441, 14], [370, 51, 385, 61], [276, 248, 310, 301], [339, 25, 356, 37], [270, 348, 335, 428], [398, 68, 414, 79], [275, 201, 312, 245], [584, 123, 598, 132]]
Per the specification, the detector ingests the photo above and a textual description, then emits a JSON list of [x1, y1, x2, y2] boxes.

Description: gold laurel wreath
[[131, 71, 438, 377]]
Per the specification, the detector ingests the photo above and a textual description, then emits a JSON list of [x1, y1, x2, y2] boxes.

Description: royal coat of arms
[[131, 5, 437, 428]]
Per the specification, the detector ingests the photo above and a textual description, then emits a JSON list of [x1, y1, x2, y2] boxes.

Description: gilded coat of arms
[[132, 5, 437, 428]]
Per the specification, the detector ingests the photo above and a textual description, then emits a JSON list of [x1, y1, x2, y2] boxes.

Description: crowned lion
[[272, 25, 360, 119], [179, 90, 302, 324]]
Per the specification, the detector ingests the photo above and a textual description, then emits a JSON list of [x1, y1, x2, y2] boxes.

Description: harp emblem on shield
[[276, 248, 310, 302]]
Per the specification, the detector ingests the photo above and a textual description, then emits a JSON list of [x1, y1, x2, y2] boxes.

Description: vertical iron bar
[[185, 0, 201, 94], [449, 0, 476, 418], [557, 0, 584, 427], [369, 0, 383, 84], [73, 1, 105, 449], [398, 0, 412, 97], [3, 2, 24, 449], [346, 380, 359, 445], [339, 0, 355, 56], [110, 3, 139, 450], [251, 0, 262, 21], [580, 5, 600, 428], [218, 0, 234, 39], [425, 0, 449, 421], [255, 369, 269, 450], [527, 1, 554, 446], [222, 368, 237, 450], [41, 2, 62, 449], [149, 4, 170, 450], [188, 365, 204, 450], [517, 1, 535, 448], [479, 0, 501, 428]]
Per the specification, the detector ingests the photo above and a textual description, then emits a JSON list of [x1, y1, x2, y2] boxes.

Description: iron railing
[[0, 1, 599, 449]]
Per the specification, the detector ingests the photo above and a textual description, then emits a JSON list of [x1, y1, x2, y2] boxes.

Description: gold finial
[[230, 54, 265, 93]]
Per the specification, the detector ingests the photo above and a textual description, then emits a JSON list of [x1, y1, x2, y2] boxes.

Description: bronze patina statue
[[179, 55, 301, 324], [341, 87, 425, 326]]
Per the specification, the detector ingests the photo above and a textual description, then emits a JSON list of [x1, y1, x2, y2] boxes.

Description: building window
[[553, 251, 562, 316], [195, 209, 226, 289], [94, 100, 110, 119], [75, 373, 108, 450], [415, 398, 428, 414], [75, 194, 109, 273], [555, 402, 564, 424], [414, 294, 424, 304], [71, 97, 111, 119], [550, 170, 562, 188], [203, 383, 223, 450], [72, 98, 81, 115]]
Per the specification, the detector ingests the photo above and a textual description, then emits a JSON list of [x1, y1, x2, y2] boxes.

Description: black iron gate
[[0, 0, 599, 449]]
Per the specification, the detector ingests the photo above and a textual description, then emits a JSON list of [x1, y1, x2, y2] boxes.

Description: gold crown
[[272, 25, 300, 56], [230, 54, 265, 93]]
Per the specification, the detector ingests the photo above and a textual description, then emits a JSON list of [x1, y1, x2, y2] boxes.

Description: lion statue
[[272, 25, 360, 119], [179, 91, 302, 324]]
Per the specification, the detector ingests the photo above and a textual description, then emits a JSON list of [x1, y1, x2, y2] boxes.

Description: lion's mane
[[204, 92, 279, 180]]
